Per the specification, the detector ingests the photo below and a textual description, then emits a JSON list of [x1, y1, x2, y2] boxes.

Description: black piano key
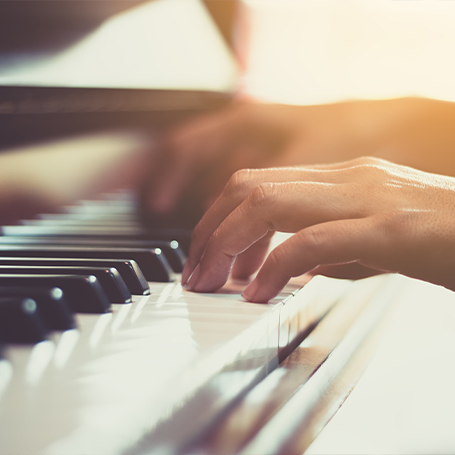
[[0, 297, 49, 344], [0, 266, 131, 304], [0, 237, 186, 273], [0, 246, 173, 282], [0, 287, 75, 331], [0, 257, 149, 295], [0, 275, 110, 314], [0, 225, 192, 255]]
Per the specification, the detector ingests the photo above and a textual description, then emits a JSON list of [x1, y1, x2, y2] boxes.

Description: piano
[[0, 189, 403, 455], [0, 1, 405, 454]]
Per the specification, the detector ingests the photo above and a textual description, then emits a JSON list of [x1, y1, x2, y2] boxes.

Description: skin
[[182, 157, 455, 303], [146, 97, 455, 215]]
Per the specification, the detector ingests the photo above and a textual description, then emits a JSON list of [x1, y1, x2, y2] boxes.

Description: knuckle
[[249, 182, 279, 208], [348, 157, 388, 175], [191, 220, 204, 242], [300, 226, 327, 254], [293, 226, 332, 267], [207, 227, 222, 247], [267, 246, 286, 271], [225, 169, 255, 198], [356, 156, 383, 166], [348, 160, 392, 189], [367, 210, 416, 267], [347, 156, 370, 167], [375, 209, 416, 237], [268, 235, 308, 278], [207, 228, 236, 261], [204, 230, 220, 255]]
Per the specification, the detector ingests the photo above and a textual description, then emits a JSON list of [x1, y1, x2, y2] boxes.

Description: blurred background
[[240, 0, 455, 104]]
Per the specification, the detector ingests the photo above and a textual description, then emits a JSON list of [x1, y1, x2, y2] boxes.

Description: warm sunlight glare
[[242, 0, 455, 104]]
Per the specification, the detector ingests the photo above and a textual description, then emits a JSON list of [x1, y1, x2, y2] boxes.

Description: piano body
[[0, 1, 440, 454]]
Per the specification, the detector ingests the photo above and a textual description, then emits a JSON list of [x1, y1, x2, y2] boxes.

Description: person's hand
[[144, 102, 314, 215], [144, 97, 455, 219], [182, 157, 455, 302]]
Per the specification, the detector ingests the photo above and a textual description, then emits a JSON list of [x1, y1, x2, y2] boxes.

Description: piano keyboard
[[0, 193, 393, 455]]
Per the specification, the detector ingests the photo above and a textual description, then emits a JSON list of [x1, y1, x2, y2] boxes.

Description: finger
[[182, 164, 364, 283], [181, 168, 285, 283], [185, 178, 376, 292], [242, 217, 389, 303], [231, 231, 274, 280]]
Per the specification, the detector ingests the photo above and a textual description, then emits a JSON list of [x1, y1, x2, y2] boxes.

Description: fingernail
[[181, 263, 192, 285], [184, 264, 201, 291], [242, 280, 260, 302]]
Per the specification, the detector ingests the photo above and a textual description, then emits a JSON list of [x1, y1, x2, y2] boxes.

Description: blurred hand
[[182, 157, 455, 302], [144, 97, 455, 218]]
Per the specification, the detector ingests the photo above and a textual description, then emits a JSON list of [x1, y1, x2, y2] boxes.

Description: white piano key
[[52, 329, 80, 369], [0, 274, 348, 455], [0, 360, 12, 400], [24, 340, 55, 385]]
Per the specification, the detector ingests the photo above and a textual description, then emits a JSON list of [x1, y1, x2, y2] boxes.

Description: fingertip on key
[[181, 263, 192, 285], [242, 279, 260, 302], [183, 263, 201, 291]]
